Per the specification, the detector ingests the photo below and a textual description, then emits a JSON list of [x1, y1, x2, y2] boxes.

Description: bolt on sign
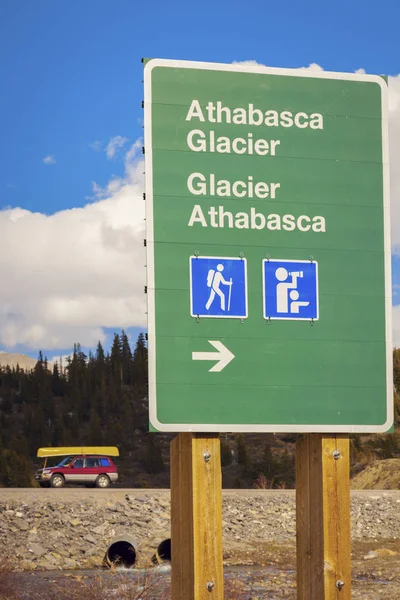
[[144, 59, 392, 433]]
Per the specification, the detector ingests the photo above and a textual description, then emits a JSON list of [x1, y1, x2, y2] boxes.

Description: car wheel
[[50, 474, 65, 488], [96, 474, 110, 488]]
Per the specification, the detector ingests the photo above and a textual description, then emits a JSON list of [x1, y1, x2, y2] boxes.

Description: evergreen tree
[[66, 344, 88, 419], [132, 333, 148, 395], [220, 440, 232, 467], [261, 441, 276, 480], [0, 449, 33, 487], [110, 333, 123, 386], [88, 409, 103, 445], [51, 363, 65, 397], [52, 416, 68, 447], [393, 349, 400, 394], [144, 434, 164, 474], [121, 330, 134, 385], [236, 434, 250, 471]]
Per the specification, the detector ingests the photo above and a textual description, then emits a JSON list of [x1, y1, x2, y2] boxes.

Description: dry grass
[[38, 574, 250, 600], [253, 473, 287, 489], [1, 560, 252, 600], [32, 570, 170, 600], [253, 474, 270, 489]]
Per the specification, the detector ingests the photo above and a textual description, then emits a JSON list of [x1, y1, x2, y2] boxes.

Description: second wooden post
[[171, 433, 224, 600], [296, 434, 351, 600]]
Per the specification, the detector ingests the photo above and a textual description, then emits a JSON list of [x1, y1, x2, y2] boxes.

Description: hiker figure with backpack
[[205, 264, 233, 312]]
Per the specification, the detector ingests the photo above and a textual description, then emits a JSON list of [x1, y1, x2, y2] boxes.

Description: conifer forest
[[0, 333, 399, 488]]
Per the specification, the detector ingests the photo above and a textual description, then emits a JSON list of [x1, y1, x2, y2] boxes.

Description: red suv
[[35, 454, 118, 488]]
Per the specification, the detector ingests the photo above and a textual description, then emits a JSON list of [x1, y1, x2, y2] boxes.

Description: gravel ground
[[1, 489, 400, 598]]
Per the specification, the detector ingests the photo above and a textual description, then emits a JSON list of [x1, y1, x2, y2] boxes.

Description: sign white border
[[144, 58, 392, 433]]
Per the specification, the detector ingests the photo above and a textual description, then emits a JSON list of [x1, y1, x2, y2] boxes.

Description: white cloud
[[232, 60, 324, 72], [232, 60, 267, 68], [106, 135, 129, 159], [89, 140, 102, 152], [0, 142, 146, 350], [295, 63, 324, 72], [43, 155, 56, 165], [51, 353, 72, 368]]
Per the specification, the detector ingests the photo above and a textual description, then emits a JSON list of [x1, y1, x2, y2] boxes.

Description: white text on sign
[[184, 100, 326, 234]]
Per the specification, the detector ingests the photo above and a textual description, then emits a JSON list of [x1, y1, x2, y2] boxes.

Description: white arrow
[[192, 340, 235, 372]]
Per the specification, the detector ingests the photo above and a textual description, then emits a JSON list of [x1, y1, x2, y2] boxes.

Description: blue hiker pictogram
[[263, 259, 319, 320], [190, 256, 248, 319]]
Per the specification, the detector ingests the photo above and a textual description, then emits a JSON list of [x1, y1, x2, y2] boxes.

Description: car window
[[57, 456, 73, 467], [85, 458, 99, 468], [99, 458, 111, 467], [73, 458, 84, 468]]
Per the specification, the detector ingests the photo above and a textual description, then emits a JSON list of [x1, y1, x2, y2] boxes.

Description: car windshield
[[56, 456, 74, 467]]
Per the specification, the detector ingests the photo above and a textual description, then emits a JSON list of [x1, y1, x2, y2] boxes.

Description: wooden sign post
[[170, 433, 224, 600], [296, 434, 351, 599]]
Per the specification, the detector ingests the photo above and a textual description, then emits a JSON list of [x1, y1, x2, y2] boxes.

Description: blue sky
[[2, 0, 399, 215], [0, 0, 399, 359]]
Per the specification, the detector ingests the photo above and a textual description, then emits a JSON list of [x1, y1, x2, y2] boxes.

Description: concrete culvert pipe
[[105, 535, 137, 569], [152, 538, 171, 564]]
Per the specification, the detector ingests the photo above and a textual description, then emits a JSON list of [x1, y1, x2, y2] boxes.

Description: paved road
[[0, 488, 398, 502]]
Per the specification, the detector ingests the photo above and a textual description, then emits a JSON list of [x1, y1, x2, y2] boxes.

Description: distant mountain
[[0, 352, 40, 371]]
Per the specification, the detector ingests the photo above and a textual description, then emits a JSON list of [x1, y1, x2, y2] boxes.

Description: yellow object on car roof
[[37, 446, 119, 458]]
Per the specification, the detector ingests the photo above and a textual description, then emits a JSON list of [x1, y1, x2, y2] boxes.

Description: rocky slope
[[351, 458, 400, 489], [1, 490, 400, 571]]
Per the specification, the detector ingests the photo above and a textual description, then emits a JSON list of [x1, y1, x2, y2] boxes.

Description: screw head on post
[[203, 452, 211, 463], [336, 580, 345, 591], [332, 450, 341, 460], [206, 581, 215, 592]]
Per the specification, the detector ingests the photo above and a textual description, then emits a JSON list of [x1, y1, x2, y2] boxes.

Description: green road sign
[[144, 59, 392, 433]]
